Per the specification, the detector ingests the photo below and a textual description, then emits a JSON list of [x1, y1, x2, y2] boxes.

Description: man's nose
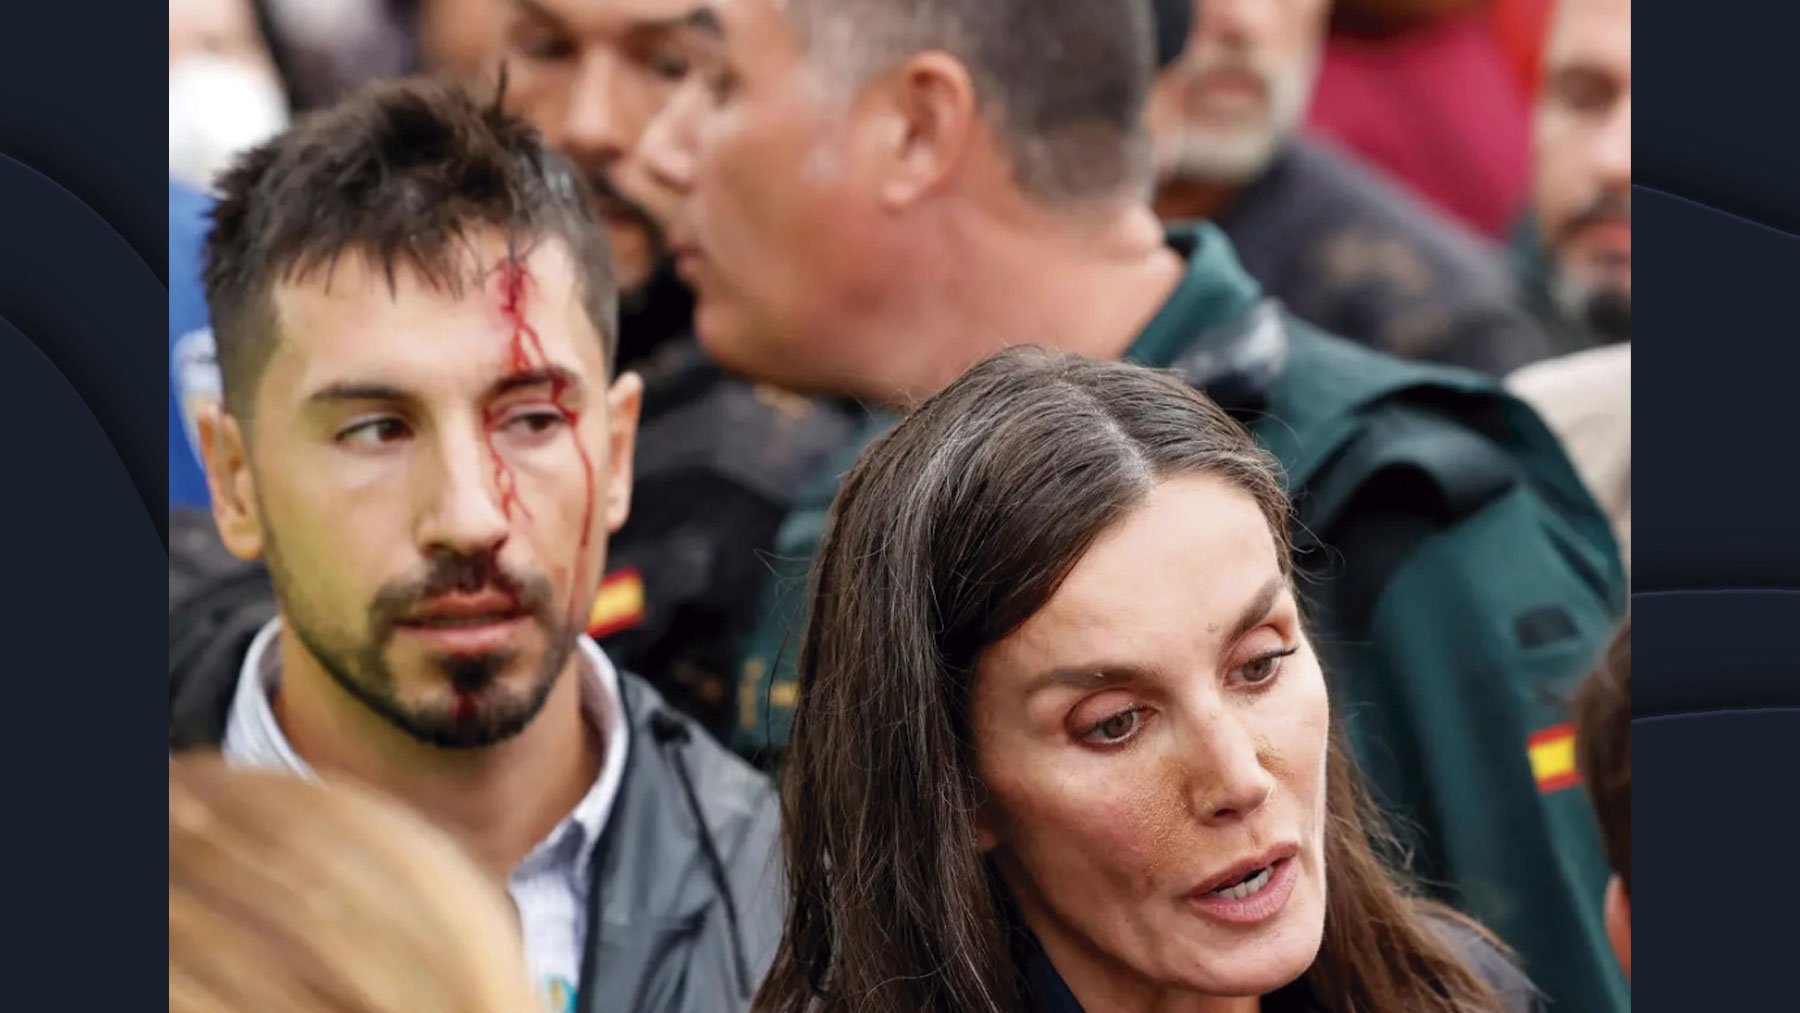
[[559, 53, 630, 163], [1593, 94, 1632, 190], [416, 428, 512, 560], [635, 81, 704, 196]]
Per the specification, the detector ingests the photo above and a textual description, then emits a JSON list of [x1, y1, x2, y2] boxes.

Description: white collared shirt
[[221, 619, 629, 1013]]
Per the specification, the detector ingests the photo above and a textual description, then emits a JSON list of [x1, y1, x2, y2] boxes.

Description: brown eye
[[338, 416, 411, 448], [1235, 647, 1298, 687], [1083, 708, 1142, 745]]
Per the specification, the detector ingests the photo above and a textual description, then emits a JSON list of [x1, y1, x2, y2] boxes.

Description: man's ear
[[602, 370, 643, 534], [1604, 874, 1630, 979], [859, 51, 979, 209], [198, 405, 265, 561]]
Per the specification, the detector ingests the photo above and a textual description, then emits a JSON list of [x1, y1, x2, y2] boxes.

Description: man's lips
[[1188, 66, 1268, 105], [396, 594, 529, 655], [1570, 219, 1632, 254], [398, 593, 526, 635]]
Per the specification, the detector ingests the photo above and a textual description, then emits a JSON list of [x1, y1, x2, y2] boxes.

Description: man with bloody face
[[170, 78, 783, 1012], [492, 0, 858, 734]]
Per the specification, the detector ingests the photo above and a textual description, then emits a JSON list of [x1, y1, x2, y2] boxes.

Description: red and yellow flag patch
[[586, 568, 646, 639], [1527, 723, 1581, 793]]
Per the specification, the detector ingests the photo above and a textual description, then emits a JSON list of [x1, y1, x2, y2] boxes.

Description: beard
[[268, 535, 577, 750], [1553, 270, 1631, 344], [1155, 47, 1320, 186], [1550, 189, 1632, 343]]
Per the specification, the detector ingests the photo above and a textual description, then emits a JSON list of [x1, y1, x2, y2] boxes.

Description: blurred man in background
[[1510, 0, 1630, 569], [1149, 0, 1550, 374], [169, 0, 290, 191], [1517, 0, 1630, 351], [635, 3, 1625, 1008], [494, 0, 859, 734]]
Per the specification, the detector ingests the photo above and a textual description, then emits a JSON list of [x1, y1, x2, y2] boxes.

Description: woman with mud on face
[[754, 348, 1545, 1013]]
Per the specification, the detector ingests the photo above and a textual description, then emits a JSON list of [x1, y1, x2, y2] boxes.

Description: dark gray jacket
[[168, 509, 785, 1012]]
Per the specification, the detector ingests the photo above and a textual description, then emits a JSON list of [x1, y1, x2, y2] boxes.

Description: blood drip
[[452, 692, 477, 723], [491, 257, 600, 636]]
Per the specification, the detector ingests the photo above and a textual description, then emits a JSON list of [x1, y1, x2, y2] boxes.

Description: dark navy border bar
[[0, 3, 168, 1006], [1, 0, 1797, 1006]]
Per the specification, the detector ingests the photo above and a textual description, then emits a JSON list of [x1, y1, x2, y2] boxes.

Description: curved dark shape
[[1629, 184, 1800, 594], [1632, 590, 1800, 718], [1632, 707, 1800, 1007], [0, 154, 169, 545], [1635, 4, 1800, 242]]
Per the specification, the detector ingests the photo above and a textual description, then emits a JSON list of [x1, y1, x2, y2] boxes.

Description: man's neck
[[272, 631, 602, 882], [864, 199, 1187, 405]]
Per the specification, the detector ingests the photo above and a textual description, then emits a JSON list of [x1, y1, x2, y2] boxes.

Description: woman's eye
[[1236, 647, 1298, 686], [1081, 708, 1143, 745], [338, 417, 410, 447]]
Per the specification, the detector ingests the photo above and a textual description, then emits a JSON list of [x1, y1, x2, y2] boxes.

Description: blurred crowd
[[167, 0, 1631, 1010]]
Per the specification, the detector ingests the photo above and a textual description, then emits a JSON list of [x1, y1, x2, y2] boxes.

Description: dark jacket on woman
[[1023, 916, 1545, 1012]]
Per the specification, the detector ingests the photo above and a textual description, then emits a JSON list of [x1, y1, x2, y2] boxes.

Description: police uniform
[[598, 329, 858, 741], [735, 223, 1628, 1013]]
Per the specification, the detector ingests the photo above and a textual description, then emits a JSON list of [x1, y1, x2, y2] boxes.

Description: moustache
[[368, 552, 557, 640], [1559, 190, 1632, 244], [1177, 51, 1272, 93], [587, 171, 667, 246]]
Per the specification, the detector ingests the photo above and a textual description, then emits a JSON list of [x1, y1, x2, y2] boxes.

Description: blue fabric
[[169, 179, 215, 510]]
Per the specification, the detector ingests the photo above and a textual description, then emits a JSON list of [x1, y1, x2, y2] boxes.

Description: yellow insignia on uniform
[[1528, 723, 1580, 793], [586, 568, 645, 639]]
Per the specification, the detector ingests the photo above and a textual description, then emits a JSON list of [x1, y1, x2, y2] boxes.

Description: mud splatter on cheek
[[1131, 762, 1196, 893]]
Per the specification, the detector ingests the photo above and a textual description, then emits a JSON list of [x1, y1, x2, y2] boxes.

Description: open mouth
[[1209, 863, 1276, 900]]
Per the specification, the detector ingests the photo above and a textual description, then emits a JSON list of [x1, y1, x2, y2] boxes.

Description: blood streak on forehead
[[486, 255, 601, 635]]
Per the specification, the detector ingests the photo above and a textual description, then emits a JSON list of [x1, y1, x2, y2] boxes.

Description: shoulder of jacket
[[1424, 913, 1545, 1013], [620, 673, 777, 836]]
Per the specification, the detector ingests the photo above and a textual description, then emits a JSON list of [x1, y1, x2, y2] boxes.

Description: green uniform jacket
[[734, 224, 1628, 1013]]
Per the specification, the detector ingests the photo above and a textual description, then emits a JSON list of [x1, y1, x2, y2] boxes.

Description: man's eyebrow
[[629, 6, 723, 38], [510, 0, 567, 29], [305, 382, 415, 407], [489, 365, 583, 400]]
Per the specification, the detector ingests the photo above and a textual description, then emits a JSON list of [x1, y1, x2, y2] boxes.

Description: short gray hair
[[786, 0, 1157, 206]]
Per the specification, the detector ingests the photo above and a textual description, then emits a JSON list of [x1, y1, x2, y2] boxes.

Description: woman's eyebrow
[[1217, 574, 1288, 647], [1022, 663, 1156, 698]]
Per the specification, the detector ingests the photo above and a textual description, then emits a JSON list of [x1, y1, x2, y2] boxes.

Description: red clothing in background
[[1305, 7, 1533, 239]]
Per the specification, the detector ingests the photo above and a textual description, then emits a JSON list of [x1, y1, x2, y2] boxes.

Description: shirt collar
[[1124, 221, 1265, 371], [221, 617, 629, 873]]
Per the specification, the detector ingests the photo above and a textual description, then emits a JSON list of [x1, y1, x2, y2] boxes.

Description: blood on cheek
[[487, 258, 601, 631]]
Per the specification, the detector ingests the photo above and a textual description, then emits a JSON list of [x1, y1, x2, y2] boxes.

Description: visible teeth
[[1212, 865, 1273, 900]]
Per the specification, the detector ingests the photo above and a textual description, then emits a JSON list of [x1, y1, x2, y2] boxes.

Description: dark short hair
[[784, 0, 1156, 205], [203, 74, 616, 422], [1574, 616, 1631, 895]]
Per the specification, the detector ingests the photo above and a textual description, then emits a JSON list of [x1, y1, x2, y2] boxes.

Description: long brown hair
[[169, 755, 539, 1013], [757, 348, 1507, 1012]]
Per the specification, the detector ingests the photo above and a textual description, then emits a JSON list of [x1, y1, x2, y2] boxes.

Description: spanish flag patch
[[1528, 723, 1581, 793], [587, 568, 646, 639]]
